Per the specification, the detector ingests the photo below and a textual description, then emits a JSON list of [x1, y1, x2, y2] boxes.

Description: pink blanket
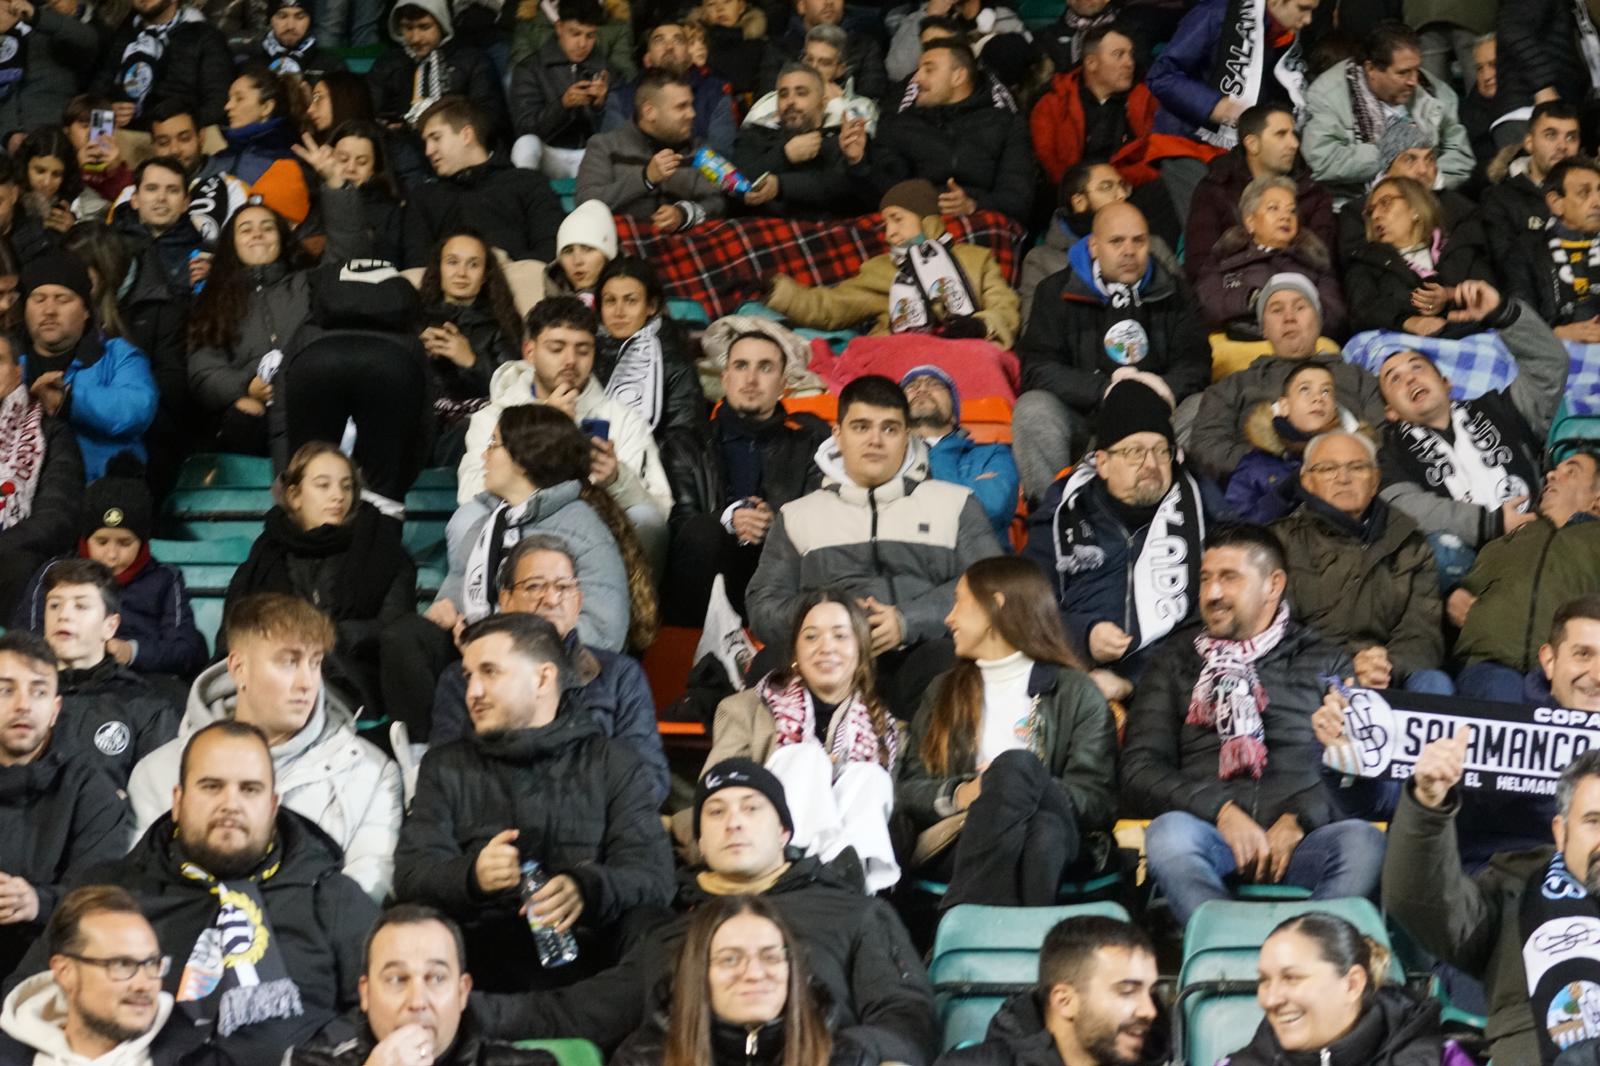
[[809, 335, 1021, 403]]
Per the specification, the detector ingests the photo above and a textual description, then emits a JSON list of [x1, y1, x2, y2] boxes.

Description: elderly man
[[1270, 431, 1448, 693], [0, 334, 82, 620], [762, 0, 887, 101], [1122, 523, 1384, 923], [1024, 379, 1225, 704], [900, 366, 1018, 543], [1300, 21, 1475, 206], [732, 62, 870, 219], [1014, 201, 1209, 502], [1507, 156, 1600, 342]]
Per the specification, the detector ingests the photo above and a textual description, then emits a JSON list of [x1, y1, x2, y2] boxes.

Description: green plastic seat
[[168, 519, 266, 542], [550, 178, 578, 214], [666, 298, 711, 325], [1181, 898, 1392, 964], [1235, 883, 1313, 901], [150, 537, 256, 565], [404, 487, 460, 517], [164, 488, 273, 520], [513, 1039, 602, 1066], [913, 870, 1123, 903], [412, 467, 457, 491], [1186, 988, 1265, 1066], [191, 597, 226, 654], [175, 453, 274, 491], [403, 520, 448, 558]]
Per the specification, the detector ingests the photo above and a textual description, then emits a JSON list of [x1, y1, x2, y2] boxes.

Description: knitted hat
[[694, 758, 794, 838], [1375, 118, 1431, 178], [900, 364, 960, 423], [879, 179, 941, 220], [1094, 378, 1173, 450], [1255, 272, 1323, 330], [557, 199, 619, 261], [82, 456, 153, 543], [267, 0, 310, 15], [19, 251, 92, 310]]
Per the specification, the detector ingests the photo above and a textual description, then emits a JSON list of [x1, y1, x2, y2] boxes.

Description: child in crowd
[[1225, 361, 1364, 523]]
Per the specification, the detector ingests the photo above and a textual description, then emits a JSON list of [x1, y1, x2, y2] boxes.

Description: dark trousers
[[378, 612, 460, 740], [661, 513, 761, 627], [0, 547, 47, 622], [746, 636, 954, 722], [283, 346, 427, 501], [931, 750, 1081, 909], [213, 406, 269, 457]]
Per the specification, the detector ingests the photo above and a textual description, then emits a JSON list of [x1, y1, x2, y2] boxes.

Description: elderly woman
[[1194, 175, 1346, 339], [1270, 429, 1450, 695]]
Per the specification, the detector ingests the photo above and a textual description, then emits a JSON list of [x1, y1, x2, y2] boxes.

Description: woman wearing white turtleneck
[[898, 556, 1119, 908]]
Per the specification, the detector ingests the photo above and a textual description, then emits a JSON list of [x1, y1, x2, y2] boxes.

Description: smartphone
[[88, 108, 115, 146], [579, 418, 610, 441]]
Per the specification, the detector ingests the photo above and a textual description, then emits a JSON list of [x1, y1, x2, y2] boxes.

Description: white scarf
[[1091, 258, 1141, 308], [1199, 0, 1306, 149], [0, 385, 44, 531], [1576, 0, 1600, 91], [888, 237, 979, 333], [1398, 403, 1529, 508], [604, 316, 665, 430], [461, 496, 530, 621]]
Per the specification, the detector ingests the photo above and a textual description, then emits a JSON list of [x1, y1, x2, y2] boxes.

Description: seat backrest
[[940, 994, 1010, 1052], [513, 1039, 602, 1066], [1186, 993, 1263, 1066], [1182, 899, 1391, 964]]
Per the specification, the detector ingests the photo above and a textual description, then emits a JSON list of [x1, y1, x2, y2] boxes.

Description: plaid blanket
[[615, 210, 1029, 319], [1344, 328, 1600, 414]]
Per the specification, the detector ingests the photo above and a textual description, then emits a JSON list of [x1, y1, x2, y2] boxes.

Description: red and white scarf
[[0, 386, 45, 531], [1186, 601, 1290, 780], [760, 671, 898, 771]]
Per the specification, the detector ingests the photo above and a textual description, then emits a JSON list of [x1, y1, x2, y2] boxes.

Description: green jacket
[[896, 661, 1118, 833], [1271, 499, 1444, 681], [1458, 514, 1600, 671], [1382, 784, 1549, 1066], [510, 8, 636, 77]]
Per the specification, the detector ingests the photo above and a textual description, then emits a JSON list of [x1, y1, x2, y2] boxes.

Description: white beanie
[[556, 199, 619, 261]]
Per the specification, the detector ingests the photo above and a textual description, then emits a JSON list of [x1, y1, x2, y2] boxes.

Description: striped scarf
[[761, 671, 898, 771], [1187, 601, 1290, 780]]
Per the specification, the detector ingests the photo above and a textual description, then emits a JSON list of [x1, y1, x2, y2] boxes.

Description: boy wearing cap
[[15, 250, 158, 481], [765, 179, 1021, 347], [16, 459, 207, 680], [901, 364, 1018, 542]]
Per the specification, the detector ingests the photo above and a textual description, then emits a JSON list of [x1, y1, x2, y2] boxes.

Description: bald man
[[1014, 201, 1210, 503]]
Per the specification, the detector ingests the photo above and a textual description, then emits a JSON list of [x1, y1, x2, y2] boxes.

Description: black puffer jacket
[[368, 40, 508, 138], [1121, 620, 1353, 829], [1495, 0, 1591, 116], [421, 299, 520, 402], [611, 983, 878, 1066], [1219, 986, 1457, 1066], [392, 703, 674, 992], [1506, 223, 1600, 326], [595, 316, 707, 441], [732, 123, 870, 220], [1342, 226, 1495, 336], [871, 92, 1034, 222], [1479, 170, 1548, 271], [292, 1009, 555, 1066], [56, 658, 179, 788], [96, 16, 232, 128], [401, 154, 563, 267], [660, 401, 830, 537]]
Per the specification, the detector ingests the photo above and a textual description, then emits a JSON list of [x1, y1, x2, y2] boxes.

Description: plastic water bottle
[[519, 860, 579, 968]]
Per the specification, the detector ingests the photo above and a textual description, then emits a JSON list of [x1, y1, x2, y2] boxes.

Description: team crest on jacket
[[94, 721, 131, 756]]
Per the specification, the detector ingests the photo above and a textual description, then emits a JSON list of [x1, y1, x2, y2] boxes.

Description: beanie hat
[[20, 251, 92, 311], [82, 456, 153, 543], [900, 364, 960, 423], [1093, 378, 1173, 450], [1374, 118, 1431, 181], [879, 179, 941, 220], [267, 0, 310, 15], [1255, 272, 1323, 330], [557, 199, 619, 262], [694, 758, 794, 838]]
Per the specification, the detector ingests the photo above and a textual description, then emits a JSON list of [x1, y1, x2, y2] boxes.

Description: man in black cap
[[249, 0, 347, 74], [15, 251, 158, 482], [1024, 377, 1227, 704]]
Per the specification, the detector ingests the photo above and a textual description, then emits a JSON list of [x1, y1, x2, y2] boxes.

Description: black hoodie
[[401, 155, 563, 269], [1220, 986, 1456, 1066]]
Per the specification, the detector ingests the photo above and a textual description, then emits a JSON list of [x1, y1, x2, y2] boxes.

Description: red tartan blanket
[[614, 210, 1029, 319]]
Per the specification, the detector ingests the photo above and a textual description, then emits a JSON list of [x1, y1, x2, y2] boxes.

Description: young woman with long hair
[[594, 255, 706, 439], [698, 589, 902, 892], [15, 127, 82, 233], [613, 896, 873, 1066], [216, 65, 313, 226], [897, 555, 1118, 908]]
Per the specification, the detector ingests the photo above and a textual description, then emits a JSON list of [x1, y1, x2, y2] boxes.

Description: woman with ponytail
[[697, 590, 903, 893], [1221, 911, 1475, 1065], [897, 555, 1118, 908]]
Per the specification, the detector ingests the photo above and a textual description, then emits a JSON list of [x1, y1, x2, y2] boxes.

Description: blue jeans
[[1455, 661, 1527, 704], [1145, 811, 1386, 923], [1403, 668, 1456, 695]]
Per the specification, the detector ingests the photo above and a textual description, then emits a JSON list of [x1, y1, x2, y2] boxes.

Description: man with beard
[[576, 70, 737, 232], [938, 915, 1160, 1066], [0, 634, 128, 980], [1480, 101, 1580, 268], [732, 62, 869, 220], [899, 366, 1017, 543], [1024, 378, 1226, 704], [1122, 523, 1385, 923], [602, 21, 736, 155], [11, 722, 377, 1066], [0, 886, 223, 1066]]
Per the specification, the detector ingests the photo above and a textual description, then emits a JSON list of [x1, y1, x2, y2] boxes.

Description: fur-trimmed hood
[[1213, 224, 1333, 273], [1242, 399, 1372, 458]]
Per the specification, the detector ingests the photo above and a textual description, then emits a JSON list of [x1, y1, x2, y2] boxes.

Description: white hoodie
[[1, 973, 172, 1066]]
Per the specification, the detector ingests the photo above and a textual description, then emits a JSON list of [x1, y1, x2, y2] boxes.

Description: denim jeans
[[1145, 811, 1386, 923], [1404, 668, 1456, 696], [1456, 661, 1527, 704]]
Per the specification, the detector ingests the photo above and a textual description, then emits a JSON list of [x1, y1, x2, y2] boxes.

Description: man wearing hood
[[765, 180, 1020, 346], [900, 365, 1018, 543], [1013, 200, 1208, 504], [12, 721, 379, 1066], [124, 593, 402, 904], [0, 886, 221, 1066], [369, 0, 505, 136], [0, 634, 129, 981], [745, 374, 1003, 719], [393, 614, 673, 993], [94, 0, 230, 129]]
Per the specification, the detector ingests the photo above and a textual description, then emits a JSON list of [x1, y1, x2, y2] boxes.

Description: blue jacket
[[22, 334, 158, 480], [1224, 449, 1301, 524], [1147, 0, 1302, 138], [18, 554, 209, 678], [927, 430, 1019, 545]]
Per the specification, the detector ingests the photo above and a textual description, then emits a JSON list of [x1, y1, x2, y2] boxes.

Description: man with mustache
[[0, 886, 221, 1066], [1122, 523, 1385, 923], [938, 915, 1160, 1066], [1507, 157, 1600, 342], [732, 62, 870, 219]]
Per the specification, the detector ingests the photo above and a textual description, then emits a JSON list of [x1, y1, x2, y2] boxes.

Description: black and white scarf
[[461, 496, 524, 622], [1346, 60, 1393, 145], [119, 6, 205, 113], [888, 237, 979, 333], [604, 316, 664, 430], [1383, 401, 1535, 510], [1199, 0, 1306, 148], [262, 30, 318, 74], [0, 21, 30, 103], [0, 385, 44, 531], [1575, 0, 1600, 92], [1187, 601, 1290, 780], [1550, 224, 1600, 314], [1056, 5, 1116, 64], [1520, 850, 1600, 1063], [1050, 456, 1206, 653]]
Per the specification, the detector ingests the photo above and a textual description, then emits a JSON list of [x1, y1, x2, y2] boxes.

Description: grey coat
[[574, 123, 726, 222]]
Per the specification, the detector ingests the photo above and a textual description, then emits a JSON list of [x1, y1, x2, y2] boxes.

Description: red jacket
[[1029, 68, 1218, 187]]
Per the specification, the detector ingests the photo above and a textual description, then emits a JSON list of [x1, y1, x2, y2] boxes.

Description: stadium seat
[[174, 453, 274, 491], [513, 1039, 603, 1066]]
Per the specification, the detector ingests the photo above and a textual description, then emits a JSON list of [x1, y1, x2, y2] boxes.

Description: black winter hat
[[20, 250, 92, 310], [694, 758, 794, 839], [1093, 378, 1174, 451], [82, 454, 153, 543]]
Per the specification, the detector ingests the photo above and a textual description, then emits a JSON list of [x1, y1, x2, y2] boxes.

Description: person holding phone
[[509, 0, 615, 179]]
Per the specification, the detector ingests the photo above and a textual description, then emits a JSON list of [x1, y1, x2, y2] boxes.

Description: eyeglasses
[[62, 954, 171, 981], [711, 947, 789, 975], [1304, 461, 1378, 479], [511, 579, 579, 600], [1104, 443, 1171, 466], [1364, 193, 1403, 218]]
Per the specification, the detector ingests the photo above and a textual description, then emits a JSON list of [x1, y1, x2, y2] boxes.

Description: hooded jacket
[[927, 429, 1019, 543], [1121, 619, 1353, 829], [936, 989, 1078, 1066], [401, 154, 563, 269], [1224, 402, 1318, 524], [368, 0, 507, 137], [214, 116, 312, 227], [1194, 226, 1346, 338], [20, 334, 158, 482], [745, 438, 1004, 649], [438, 479, 630, 650], [457, 363, 672, 519], [765, 215, 1021, 348], [391, 704, 674, 992], [1479, 156, 1550, 270], [14, 811, 378, 1066], [1184, 148, 1339, 284], [1017, 236, 1210, 415], [871, 90, 1034, 223], [0, 975, 221, 1066], [125, 662, 403, 902], [55, 657, 180, 788], [0, 748, 128, 979], [1219, 986, 1471, 1066]]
